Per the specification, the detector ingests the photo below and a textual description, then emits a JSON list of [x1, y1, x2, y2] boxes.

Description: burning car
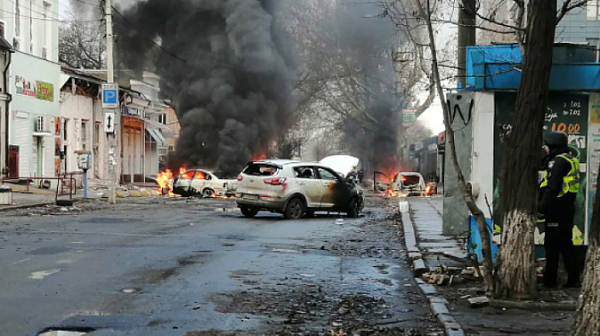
[[236, 160, 364, 219], [157, 168, 237, 198], [390, 172, 426, 197]]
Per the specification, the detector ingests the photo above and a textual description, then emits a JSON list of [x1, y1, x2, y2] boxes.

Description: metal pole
[[105, 0, 117, 204], [83, 170, 88, 199]]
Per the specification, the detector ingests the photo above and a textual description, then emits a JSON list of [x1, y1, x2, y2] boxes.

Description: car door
[[293, 166, 322, 208], [317, 167, 344, 208], [190, 170, 208, 194], [175, 170, 195, 193]]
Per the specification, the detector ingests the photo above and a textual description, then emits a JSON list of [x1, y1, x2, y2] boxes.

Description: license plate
[[243, 194, 259, 200]]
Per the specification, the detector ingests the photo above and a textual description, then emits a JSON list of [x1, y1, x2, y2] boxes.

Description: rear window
[[243, 163, 279, 176], [401, 175, 420, 185]]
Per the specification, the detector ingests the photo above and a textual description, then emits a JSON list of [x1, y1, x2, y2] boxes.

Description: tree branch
[[556, 0, 588, 24]]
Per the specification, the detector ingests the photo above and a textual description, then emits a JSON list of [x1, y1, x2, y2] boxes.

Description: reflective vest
[[540, 154, 580, 197]]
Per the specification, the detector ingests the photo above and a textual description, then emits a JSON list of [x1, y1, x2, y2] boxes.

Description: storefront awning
[[146, 125, 168, 148], [144, 118, 175, 138]]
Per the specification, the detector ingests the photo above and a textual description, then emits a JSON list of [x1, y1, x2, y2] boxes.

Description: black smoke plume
[[115, 0, 295, 177]]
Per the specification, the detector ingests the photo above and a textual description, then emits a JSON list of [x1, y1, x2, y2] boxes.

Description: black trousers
[[544, 197, 579, 286]]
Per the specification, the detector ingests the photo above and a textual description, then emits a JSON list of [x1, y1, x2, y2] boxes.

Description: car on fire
[[390, 172, 426, 196], [235, 160, 364, 219], [171, 169, 237, 197]]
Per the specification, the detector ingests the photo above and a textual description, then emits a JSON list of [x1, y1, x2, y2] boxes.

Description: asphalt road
[[0, 197, 441, 336]]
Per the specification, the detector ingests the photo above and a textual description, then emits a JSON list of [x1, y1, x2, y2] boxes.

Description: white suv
[[236, 160, 364, 219]]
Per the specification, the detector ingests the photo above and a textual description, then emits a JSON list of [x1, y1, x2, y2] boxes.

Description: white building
[[2, 0, 60, 185], [59, 67, 109, 185]]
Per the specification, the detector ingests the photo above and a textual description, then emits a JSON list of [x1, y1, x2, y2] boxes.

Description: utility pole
[[457, 0, 476, 88], [105, 0, 117, 204]]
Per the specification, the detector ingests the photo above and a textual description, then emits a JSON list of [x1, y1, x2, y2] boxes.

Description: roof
[[61, 67, 135, 90], [0, 36, 13, 51], [252, 159, 301, 166]]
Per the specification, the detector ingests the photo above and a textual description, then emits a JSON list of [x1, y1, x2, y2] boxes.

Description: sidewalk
[[404, 196, 577, 336], [408, 197, 466, 269]]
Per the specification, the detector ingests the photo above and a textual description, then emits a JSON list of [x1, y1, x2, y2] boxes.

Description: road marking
[[29, 268, 61, 280], [12, 258, 31, 265], [57, 258, 76, 264]]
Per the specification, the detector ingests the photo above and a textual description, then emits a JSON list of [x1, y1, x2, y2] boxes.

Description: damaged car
[[172, 169, 237, 197], [236, 160, 364, 219], [390, 172, 426, 197]]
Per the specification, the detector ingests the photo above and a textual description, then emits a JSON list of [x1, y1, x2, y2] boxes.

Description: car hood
[[319, 155, 360, 177]]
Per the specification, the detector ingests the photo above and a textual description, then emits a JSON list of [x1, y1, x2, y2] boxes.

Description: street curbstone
[[405, 199, 466, 336], [444, 324, 465, 336], [430, 296, 449, 304], [140, 189, 152, 197], [418, 282, 437, 296], [116, 191, 128, 198], [430, 302, 450, 316], [408, 252, 421, 260], [413, 258, 428, 276], [437, 313, 456, 324]]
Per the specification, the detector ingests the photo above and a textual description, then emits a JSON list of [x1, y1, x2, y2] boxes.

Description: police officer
[[539, 131, 580, 288]]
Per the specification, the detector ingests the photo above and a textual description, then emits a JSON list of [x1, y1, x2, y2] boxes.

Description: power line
[[0, 7, 102, 22]]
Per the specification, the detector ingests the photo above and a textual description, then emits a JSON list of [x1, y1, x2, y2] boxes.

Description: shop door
[[8, 146, 18, 179]]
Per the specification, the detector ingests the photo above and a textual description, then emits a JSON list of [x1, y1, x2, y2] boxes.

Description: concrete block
[[129, 190, 142, 197], [444, 325, 465, 336], [430, 296, 449, 304], [413, 259, 428, 276], [408, 252, 421, 260], [437, 313, 456, 324], [418, 283, 437, 295], [116, 191, 128, 198], [468, 296, 490, 308], [140, 189, 152, 197], [430, 302, 450, 316]]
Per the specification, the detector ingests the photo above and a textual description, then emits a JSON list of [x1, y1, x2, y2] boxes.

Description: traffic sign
[[402, 109, 417, 126], [104, 112, 115, 133], [102, 83, 119, 108]]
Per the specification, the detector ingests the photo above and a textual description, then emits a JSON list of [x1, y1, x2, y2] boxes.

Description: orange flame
[[253, 154, 267, 161], [156, 169, 174, 196]]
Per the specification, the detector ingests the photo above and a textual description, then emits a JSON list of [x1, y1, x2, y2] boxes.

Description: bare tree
[[59, 10, 106, 69], [285, 0, 406, 172], [571, 166, 600, 335], [493, 0, 558, 299], [380, 0, 590, 297]]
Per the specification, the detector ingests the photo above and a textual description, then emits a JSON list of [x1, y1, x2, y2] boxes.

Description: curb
[[400, 200, 465, 336], [490, 299, 577, 311], [0, 201, 54, 212]]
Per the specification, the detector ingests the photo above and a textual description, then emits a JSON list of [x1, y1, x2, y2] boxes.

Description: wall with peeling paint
[[443, 92, 474, 236]]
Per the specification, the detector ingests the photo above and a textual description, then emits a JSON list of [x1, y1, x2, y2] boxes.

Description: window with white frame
[[158, 113, 167, 125], [14, 0, 20, 37], [81, 120, 88, 150], [588, 0, 600, 20], [29, 0, 34, 54], [43, 1, 51, 59]]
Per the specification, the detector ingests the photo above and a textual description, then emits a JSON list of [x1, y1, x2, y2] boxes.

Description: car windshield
[[243, 163, 279, 176]]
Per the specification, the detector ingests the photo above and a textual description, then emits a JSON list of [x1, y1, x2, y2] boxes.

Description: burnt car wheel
[[241, 207, 259, 218], [284, 197, 305, 220], [202, 188, 215, 198], [347, 197, 359, 218]]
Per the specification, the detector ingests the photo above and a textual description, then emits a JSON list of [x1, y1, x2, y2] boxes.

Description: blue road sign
[[102, 83, 119, 108]]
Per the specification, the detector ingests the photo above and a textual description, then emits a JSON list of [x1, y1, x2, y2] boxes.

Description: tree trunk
[[494, 0, 557, 300], [416, 0, 494, 291], [457, 0, 476, 88], [571, 163, 600, 335]]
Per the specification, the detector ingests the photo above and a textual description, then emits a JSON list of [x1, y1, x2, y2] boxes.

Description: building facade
[[2, 0, 60, 184]]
